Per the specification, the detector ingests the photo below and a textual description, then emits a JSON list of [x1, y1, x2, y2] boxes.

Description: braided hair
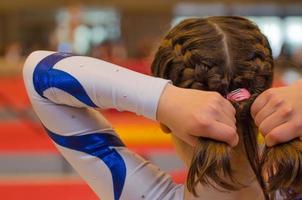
[[151, 16, 302, 199]]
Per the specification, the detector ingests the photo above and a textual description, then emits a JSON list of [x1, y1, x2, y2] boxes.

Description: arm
[[24, 50, 239, 200], [23, 51, 183, 200]]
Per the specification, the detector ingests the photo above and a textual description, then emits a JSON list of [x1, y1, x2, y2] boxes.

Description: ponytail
[[261, 139, 302, 199]]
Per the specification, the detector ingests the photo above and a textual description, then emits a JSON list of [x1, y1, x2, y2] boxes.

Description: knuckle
[[271, 97, 284, 108], [197, 116, 211, 128], [191, 114, 204, 130], [281, 105, 293, 118], [270, 96, 283, 107]]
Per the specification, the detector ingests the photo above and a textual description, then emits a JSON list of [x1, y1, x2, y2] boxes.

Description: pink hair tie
[[226, 88, 251, 102]]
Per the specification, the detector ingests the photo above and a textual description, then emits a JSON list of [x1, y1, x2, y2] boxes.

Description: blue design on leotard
[[33, 52, 97, 107], [46, 128, 126, 200], [33, 52, 127, 200]]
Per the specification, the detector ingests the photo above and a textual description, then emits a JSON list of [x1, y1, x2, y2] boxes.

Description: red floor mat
[[0, 172, 186, 200], [0, 181, 98, 200]]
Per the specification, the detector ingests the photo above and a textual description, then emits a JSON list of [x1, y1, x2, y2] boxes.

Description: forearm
[[24, 50, 170, 120]]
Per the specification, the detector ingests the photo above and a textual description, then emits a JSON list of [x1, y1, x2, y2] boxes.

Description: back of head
[[151, 16, 283, 199], [152, 16, 273, 93]]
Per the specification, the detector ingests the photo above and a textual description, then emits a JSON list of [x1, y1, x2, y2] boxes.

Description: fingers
[[208, 93, 237, 131], [210, 121, 239, 147], [251, 89, 271, 119], [253, 96, 283, 126], [258, 105, 293, 136], [191, 120, 238, 147], [199, 93, 237, 146], [265, 121, 302, 147]]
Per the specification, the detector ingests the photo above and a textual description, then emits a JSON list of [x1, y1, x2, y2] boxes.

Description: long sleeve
[[23, 51, 184, 200]]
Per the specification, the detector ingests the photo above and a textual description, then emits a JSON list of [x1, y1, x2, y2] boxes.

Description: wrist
[[156, 83, 178, 123]]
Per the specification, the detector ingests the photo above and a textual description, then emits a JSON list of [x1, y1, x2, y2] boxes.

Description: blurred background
[[0, 0, 302, 199]]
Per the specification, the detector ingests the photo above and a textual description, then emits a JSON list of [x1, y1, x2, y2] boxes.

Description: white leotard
[[23, 51, 184, 200]]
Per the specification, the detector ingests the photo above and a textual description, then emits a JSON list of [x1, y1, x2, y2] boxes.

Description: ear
[[159, 123, 172, 133]]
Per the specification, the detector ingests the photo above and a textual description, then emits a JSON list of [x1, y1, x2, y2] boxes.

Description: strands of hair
[[151, 16, 302, 200], [261, 139, 302, 199]]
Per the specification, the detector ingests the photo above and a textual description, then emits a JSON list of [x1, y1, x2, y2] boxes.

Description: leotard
[[23, 51, 184, 200]]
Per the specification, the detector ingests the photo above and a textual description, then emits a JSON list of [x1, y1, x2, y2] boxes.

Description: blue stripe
[[32, 52, 127, 200], [33, 52, 97, 107], [46, 129, 126, 200]]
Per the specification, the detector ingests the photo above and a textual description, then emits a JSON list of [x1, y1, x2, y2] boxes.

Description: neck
[[183, 138, 265, 200]]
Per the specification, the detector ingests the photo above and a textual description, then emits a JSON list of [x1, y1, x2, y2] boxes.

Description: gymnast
[[23, 16, 302, 200]]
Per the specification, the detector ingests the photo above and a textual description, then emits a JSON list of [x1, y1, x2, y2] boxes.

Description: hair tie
[[226, 88, 251, 102]]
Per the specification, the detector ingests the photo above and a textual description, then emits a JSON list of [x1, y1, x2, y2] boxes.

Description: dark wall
[[0, 7, 173, 57], [121, 10, 171, 57]]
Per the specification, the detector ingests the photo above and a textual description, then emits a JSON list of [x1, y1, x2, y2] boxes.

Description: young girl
[[23, 16, 301, 200], [151, 16, 302, 199]]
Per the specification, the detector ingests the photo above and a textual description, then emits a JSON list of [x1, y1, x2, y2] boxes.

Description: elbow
[[23, 50, 55, 81], [23, 50, 54, 96], [23, 51, 52, 77]]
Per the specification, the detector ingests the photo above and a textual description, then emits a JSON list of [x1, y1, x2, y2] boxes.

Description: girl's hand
[[157, 84, 238, 147], [251, 79, 302, 147]]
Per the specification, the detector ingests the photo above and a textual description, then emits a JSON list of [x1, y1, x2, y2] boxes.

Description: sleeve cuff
[[138, 78, 172, 121]]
